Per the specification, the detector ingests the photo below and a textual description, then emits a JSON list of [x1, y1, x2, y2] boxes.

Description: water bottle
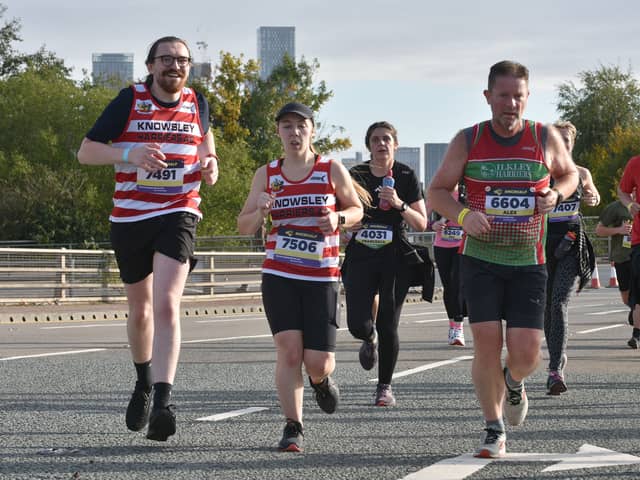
[[554, 230, 577, 259], [379, 170, 395, 210]]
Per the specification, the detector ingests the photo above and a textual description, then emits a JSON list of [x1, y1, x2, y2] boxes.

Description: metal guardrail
[[0, 248, 265, 305], [0, 219, 610, 306]]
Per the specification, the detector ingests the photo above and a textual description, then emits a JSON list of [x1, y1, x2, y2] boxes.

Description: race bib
[[623, 234, 632, 249], [274, 228, 325, 267], [355, 223, 393, 249], [137, 159, 185, 194], [549, 200, 580, 223], [441, 226, 464, 242], [485, 187, 535, 223]]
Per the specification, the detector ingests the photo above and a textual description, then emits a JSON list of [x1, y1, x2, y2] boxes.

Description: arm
[[538, 126, 579, 213], [617, 186, 639, 217], [198, 130, 219, 186], [427, 131, 491, 236], [595, 222, 630, 237], [237, 166, 271, 235], [377, 172, 427, 231], [316, 161, 364, 235], [77, 138, 167, 172], [578, 166, 600, 207]]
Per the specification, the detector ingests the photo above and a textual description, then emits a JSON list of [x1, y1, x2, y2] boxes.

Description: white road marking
[[587, 309, 627, 316], [577, 324, 625, 334], [182, 334, 272, 344], [0, 348, 106, 361], [196, 407, 268, 422], [401, 444, 640, 479], [369, 355, 473, 382], [404, 312, 448, 317], [414, 318, 448, 324], [196, 317, 265, 324], [568, 303, 606, 309]]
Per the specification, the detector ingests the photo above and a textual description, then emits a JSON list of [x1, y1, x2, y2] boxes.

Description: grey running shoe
[[125, 382, 151, 432], [278, 418, 304, 452], [359, 330, 378, 370], [374, 383, 396, 407], [503, 368, 528, 426], [146, 405, 176, 441], [474, 428, 506, 458], [309, 376, 339, 414], [628, 337, 639, 349], [547, 370, 568, 395]]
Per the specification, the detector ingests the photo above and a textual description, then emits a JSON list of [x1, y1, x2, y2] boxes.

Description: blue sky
[[7, 0, 640, 163]]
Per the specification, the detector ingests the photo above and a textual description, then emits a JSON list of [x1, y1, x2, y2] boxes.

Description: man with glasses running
[[78, 36, 218, 442]]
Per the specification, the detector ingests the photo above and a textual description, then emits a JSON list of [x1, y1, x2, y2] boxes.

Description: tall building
[[396, 147, 422, 189], [424, 143, 448, 190], [341, 151, 364, 171], [257, 26, 295, 80], [189, 62, 212, 84], [92, 53, 134, 88]]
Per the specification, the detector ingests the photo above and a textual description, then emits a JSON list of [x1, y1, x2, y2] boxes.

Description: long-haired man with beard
[[78, 36, 218, 442]]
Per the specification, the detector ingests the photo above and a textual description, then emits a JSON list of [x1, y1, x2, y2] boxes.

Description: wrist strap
[[457, 208, 471, 225], [122, 147, 131, 164]]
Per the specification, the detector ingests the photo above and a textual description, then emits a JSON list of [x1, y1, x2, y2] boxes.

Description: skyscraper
[[92, 53, 134, 88], [396, 147, 422, 189], [424, 143, 448, 190], [257, 26, 295, 80]]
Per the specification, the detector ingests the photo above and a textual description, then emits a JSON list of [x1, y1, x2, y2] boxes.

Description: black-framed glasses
[[153, 55, 191, 67]]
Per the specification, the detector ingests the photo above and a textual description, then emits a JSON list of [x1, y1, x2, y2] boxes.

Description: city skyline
[[8, 0, 640, 157]]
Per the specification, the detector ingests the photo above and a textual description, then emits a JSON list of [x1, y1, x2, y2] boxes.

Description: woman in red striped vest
[[238, 102, 363, 452], [78, 36, 218, 442]]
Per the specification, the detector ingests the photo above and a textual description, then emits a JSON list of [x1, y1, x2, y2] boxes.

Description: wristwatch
[[398, 202, 408, 212], [338, 213, 346, 225]]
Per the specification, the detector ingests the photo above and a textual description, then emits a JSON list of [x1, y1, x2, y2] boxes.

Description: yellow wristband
[[457, 208, 471, 225], [628, 202, 634, 212]]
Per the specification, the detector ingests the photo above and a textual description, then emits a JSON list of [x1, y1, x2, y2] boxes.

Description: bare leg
[[470, 321, 504, 421], [273, 330, 305, 422]]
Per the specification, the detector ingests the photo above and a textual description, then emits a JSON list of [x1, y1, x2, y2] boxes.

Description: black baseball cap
[[275, 102, 314, 122]]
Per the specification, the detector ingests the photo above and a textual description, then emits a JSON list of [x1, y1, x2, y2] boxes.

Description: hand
[[536, 188, 558, 214], [431, 219, 446, 231], [256, 192, 275, 218], [582, 189, 599, 207], [461, 211, 491, 236], [346, 221, 363, 232], [200, 155, 219, 186], [317, 207, 338, 234], [619, 222, 633, 235], [129, 143, 167, 172], [629, 203, 640, 217], [378, 186, 401, 210]]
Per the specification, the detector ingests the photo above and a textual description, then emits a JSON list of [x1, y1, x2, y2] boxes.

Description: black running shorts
[[461, 255, 547, 329], [110, 212, 198, 284], [615, 260, 631, 293], [261, 273, 339, 352]]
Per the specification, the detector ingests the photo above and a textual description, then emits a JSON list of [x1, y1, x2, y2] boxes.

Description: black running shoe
[[628, 337, 639, 349], [309, 376, 339, 414], [146, 405, 176, 441], [359, 330, 378, 371], [125, 382, 151, 432], [278, 418, 304, 452]]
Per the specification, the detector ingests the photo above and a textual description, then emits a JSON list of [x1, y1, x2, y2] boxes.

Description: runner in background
[[427, 183, 467, 346], [595, 199, 635, 347]]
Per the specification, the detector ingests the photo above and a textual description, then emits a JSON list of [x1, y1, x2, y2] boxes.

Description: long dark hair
[[144, 36, 191, 87]]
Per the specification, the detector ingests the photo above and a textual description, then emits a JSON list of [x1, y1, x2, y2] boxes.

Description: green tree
[[557, 64, 640, 166], [242, 55, 351, 167], [583, 124, 640, 208]]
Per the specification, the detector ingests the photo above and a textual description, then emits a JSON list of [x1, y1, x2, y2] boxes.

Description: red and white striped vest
[[110, 84, 204, 222], [263, 156, 340, 282]]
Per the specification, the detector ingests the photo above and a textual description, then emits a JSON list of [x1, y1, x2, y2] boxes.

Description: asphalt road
[[2, 287, 640, 480]]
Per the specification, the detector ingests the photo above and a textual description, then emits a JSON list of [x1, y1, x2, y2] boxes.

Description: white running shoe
[[474, 428, 506, 458], [448, 324, 465, 346], [503, 368, 528, 426]]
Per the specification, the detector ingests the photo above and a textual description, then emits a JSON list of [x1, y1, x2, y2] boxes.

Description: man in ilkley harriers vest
[[427, 61, 578, 458], [78, 36, 218, 442]]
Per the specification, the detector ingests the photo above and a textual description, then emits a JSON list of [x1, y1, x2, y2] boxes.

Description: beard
[[154, 70, 187, 94]]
